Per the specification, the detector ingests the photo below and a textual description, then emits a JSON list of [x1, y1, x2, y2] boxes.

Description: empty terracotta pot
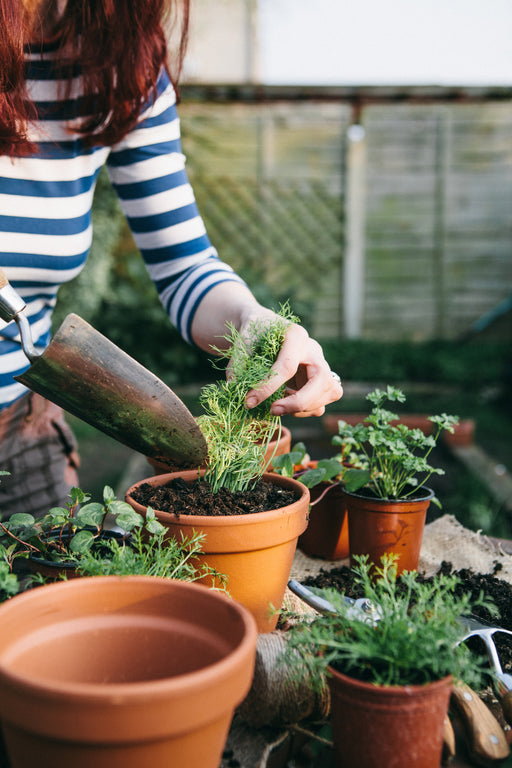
[[328, 667, 452, 768], [343, 487, 434, 574], [0, 576, 257, 768], [125, 470, 309, 633]]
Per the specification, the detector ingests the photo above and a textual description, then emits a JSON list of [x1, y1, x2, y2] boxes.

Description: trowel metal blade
[[15, 313, 207, 469]]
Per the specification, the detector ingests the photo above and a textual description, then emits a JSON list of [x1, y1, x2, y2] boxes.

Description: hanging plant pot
[[328, 666, 452, 768], [146, 425, 292, 476], [298, 481, 349, 560], [125, 470, 309, 633], [0, 575, 257, 768], [343, 487, 434, 574]]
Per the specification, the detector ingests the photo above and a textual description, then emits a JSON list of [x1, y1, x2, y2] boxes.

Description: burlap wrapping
[[228, 514, 512, 767], [236, 632, 330, 729]]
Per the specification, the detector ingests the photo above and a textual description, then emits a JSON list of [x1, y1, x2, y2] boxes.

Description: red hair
[[0, 0, 190, 156]]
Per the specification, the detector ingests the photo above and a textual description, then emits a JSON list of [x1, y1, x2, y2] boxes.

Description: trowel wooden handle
[[500, 690, 512, 727], [443, 715, 456, 763], [451, 681, 510, 763], [0, 267, 8, 289]]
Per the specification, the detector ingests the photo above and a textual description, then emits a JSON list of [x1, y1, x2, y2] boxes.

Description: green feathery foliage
[[198, 304, 298, 493], [282, 554, 495, 691]]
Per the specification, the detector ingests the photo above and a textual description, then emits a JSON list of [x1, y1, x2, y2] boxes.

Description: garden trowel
[[0, 268, 207, 469]]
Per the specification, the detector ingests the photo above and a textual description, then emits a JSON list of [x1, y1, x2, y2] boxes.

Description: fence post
[[343, 122, 367, 338], [433, 109, 450, 338]]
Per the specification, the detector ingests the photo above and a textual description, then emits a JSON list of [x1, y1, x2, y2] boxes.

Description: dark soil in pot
[[130, 477, 297, 517]]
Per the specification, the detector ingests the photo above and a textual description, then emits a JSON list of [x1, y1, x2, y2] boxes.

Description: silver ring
[[330, 371, 341, 385]]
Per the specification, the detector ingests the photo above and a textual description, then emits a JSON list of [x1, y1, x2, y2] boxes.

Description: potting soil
[[131, 477, 297, 516]]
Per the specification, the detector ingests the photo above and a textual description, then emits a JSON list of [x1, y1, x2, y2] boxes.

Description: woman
[[0, 0, 343, 517]]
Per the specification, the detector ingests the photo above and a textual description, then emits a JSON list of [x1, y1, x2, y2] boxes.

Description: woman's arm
[[107, 72, 343, 417], [190, 282, 343, 417]]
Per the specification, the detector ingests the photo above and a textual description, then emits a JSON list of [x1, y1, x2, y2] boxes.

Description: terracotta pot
[[298, 481, 349, 560], [0, 576, 257, 768], [147, 425, 292, 476], [442, 419, 475, 447], [343, 487, 434, 574], [328, 666, 452, 768], [125, 471, 309, 633]]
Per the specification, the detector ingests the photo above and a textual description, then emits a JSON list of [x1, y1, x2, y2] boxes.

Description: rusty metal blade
[[15, 313, 207, 469]]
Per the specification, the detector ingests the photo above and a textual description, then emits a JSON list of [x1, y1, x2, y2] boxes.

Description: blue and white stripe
[[0, 43, 244, 410]]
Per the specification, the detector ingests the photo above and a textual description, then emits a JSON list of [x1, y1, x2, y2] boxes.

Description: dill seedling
[[282, 554, 495, 691], [198, 305, 298, 493]]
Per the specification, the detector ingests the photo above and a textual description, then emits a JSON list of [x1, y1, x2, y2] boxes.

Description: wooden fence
[[179, 86, 512, 341]]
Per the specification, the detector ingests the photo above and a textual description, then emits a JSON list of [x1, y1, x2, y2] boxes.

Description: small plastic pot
[[343, 487, 434, 574], [328, 666, 452, 768]]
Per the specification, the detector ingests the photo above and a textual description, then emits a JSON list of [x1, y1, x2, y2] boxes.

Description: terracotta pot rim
[[328, 666, 453, 695], [342, 485, 434, 504], [125, 470, 310, 526], [0, 575, 257, 702]]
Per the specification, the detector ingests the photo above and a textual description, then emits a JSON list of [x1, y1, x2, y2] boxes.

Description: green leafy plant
[[336, 386, 458, 501], [198, 304, 298, 493], [0, 485, 141, 564], [282, 554, 494, 691], [71, 507, 227, 587]]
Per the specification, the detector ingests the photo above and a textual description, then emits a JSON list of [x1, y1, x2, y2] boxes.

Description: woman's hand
[[244, 322, 343, 417], [191, 283, 343, 417]]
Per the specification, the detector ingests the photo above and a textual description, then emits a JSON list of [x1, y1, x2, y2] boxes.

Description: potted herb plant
[[282, 554, 492, 768], [336, 386, 458, 573], [0, 484, 224, 589], [0, 485, 142, 579], [0, 575, 257, 768], [125, 307, 310, 633]]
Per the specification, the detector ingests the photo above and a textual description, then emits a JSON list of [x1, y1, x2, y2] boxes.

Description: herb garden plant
[[72, 508, 226, 587], [125, 306, 311, 632], [329, 386, 459, 573], [0, 485, 140, 564], [283, 554, 491, 690], [0, 485, 223, 588], [337, 385, 458, 502], [282, 555, 496, 768]]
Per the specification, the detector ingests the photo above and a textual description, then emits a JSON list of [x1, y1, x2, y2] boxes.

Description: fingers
[[245, 324, 343, 417]]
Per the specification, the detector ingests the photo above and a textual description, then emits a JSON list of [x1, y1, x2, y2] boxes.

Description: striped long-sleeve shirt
[[0, 40, 245, 411]]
